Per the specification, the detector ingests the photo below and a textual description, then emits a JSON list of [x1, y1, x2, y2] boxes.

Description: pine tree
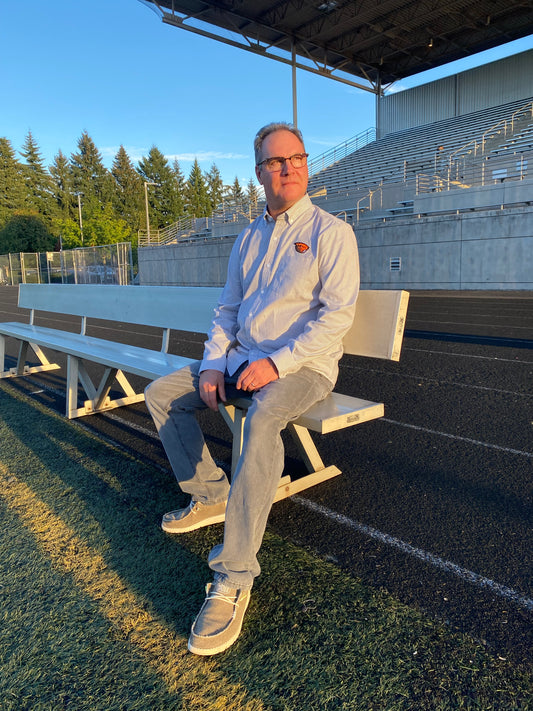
[[230, 176, 245, 207], [112, 146, 143, 230], [0, 137, 25, 226], [20, 131, 54, 219], [186, 159, 210, 218], [171, 159, 186, 218], [206, 163, 224, 215], [138, 146, 182, 228], [49, 149, 73, 219], [246, 177, 260, 209], [70, 130, 113, 215]]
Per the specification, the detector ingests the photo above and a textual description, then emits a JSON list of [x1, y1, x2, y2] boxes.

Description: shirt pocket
[[271, 248, 318, 300]]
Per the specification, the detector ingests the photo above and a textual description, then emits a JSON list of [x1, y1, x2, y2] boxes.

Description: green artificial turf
[[0, 381, 530, 710]]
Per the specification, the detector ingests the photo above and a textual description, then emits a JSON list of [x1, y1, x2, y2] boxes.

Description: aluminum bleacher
[[307, 97, 533, 218]]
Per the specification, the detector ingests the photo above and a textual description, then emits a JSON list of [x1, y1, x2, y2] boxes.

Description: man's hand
[[199, 369, 226, 411], [236, 357, 279, 392]]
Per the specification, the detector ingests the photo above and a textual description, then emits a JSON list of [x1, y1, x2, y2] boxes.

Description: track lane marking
[[404, 346, 533, 364], [382, 418, 533, 458], [293, 496, 533, 612], [343, 363, 533, 398]]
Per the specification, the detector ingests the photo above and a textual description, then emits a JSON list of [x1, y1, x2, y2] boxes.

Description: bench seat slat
[[0, 322, 196, 380], [223, 392, 384, 434], [295, 393, 384, 434]]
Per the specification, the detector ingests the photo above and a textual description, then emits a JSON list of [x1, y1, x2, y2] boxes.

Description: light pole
[[75, 192, 84, 245], [144, 181, 160, 243]]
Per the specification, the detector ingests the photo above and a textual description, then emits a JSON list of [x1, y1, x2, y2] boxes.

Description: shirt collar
[[263, 194, 313, 225]]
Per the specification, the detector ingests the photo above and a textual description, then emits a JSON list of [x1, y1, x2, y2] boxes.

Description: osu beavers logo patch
[[294, 242, 309, 253]]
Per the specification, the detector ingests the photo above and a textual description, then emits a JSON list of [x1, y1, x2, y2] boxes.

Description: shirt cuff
[[268, 347, 296, 378], [199, 355, 227, 373]]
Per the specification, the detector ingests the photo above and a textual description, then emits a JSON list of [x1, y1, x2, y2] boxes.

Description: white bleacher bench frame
[[0, 284, 409, 501]]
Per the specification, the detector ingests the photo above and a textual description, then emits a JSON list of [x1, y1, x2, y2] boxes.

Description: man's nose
[[280, 158, 293, 175]]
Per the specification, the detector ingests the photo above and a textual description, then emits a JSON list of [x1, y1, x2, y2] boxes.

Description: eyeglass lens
[[262, 154, 308, 171]]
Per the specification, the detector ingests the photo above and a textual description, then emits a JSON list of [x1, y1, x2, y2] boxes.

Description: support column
[[292, 40, 298, 128]]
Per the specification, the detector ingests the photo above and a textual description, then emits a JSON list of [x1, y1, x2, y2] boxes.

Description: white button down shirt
[[201, 194, 360, 385]]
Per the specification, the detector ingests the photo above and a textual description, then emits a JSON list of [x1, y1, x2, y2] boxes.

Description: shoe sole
[[161, 511, 226, 534], [187, 591, 251, 656]]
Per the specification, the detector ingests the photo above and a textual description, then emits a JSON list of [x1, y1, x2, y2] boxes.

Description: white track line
[[293, 496, 533, 612], [343, 363, 532, 398], [382, 418, 533, 458], [404, 346, 533, 365]]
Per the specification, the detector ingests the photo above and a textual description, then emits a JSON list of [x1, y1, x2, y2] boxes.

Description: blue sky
[[1, 0, 532, 186]]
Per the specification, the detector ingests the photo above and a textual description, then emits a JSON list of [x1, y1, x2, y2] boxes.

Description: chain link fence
[[0, 243, 133, 286]]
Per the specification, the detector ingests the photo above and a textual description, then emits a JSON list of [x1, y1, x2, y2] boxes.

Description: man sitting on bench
[[144, 121, 359, 656]]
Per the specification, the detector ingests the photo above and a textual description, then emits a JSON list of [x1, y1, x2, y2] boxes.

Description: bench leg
[[272, 423, 341, 502], [217, 403, 245, 476], [0, 335, 5, 375], [218, 404, 342, 502], [0, 337, 61, 379], [66, 356, 145, 418]]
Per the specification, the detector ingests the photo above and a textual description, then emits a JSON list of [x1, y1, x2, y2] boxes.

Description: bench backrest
[[18, 284, 409, 361], [18, 284, 222, 333]]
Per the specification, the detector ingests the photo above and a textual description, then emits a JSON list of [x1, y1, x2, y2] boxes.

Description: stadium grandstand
[[137, 1, 533, 290]]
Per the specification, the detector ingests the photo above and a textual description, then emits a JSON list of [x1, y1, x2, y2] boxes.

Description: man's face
[[255, 129, 308, 217]]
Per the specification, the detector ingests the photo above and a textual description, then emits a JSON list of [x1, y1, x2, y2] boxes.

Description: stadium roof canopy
[[140, 0, 533, 93]]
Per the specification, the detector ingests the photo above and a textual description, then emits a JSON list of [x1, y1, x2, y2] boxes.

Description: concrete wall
[[139, 205, 533, 290], [355, 206, 533, 290]]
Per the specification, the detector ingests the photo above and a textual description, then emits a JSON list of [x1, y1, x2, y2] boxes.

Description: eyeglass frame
[[256, 152, 309, 172]]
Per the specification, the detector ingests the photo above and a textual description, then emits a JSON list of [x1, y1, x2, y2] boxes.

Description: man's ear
[[255, 165, 263, 185]]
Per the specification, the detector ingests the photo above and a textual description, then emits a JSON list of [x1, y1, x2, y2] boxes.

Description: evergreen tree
[[171, 158, 186, 218], [246, 177, 260, 210], [70, 130, 113, 215], [138, 146, 181, 228], [112, 145, 143, 230], [20, 131, 54, 220], [49, 149, 73, 219], [229, 176, 245, 208], [186, 159, 210, 218], [0, 137, 25, 226], [206, 163, 224, 215]]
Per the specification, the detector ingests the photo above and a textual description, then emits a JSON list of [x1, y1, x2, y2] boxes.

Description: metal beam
[[158, 9, 381, 93]]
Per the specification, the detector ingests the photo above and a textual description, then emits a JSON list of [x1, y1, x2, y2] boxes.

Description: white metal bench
[[0, 284, 409, 500]]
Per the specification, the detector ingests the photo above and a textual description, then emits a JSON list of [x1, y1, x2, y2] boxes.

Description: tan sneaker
[[188, 580, 251, 656], [161, 499, 226, 533]]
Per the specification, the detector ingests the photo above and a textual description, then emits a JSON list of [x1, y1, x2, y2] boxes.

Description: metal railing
[[138, 216, 211, 247], [308, 127, 376, 176], [356, 185, 383, 221], [446, 100, 533, 178], [415, 174, 467, 194], [211, 201, 264, 227], [417, 149, 531, 194]]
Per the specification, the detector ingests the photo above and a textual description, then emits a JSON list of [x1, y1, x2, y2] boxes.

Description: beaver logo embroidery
[[294, 242, 309, 253]]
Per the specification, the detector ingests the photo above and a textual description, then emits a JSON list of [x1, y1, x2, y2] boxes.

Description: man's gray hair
[[254, 122, 305, 165]]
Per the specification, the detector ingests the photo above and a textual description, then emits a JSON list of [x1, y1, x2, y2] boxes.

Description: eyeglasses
[[257, 153, 309, 172]]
